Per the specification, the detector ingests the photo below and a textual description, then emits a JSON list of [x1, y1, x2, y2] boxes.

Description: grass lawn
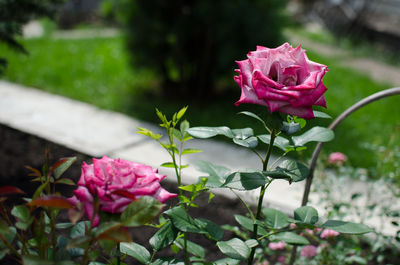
[[1, 34, 399, 176]]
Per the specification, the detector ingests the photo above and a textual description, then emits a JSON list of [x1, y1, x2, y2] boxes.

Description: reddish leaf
[[28, 196, 73, 209], [49, 157, 77, 179], [97, 227, 132, 242], [25, 166, 42, 179], [0, 186, 25, 196], [111, 190, 137, 201]]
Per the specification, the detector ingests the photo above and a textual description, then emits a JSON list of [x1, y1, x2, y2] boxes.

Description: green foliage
[[118, 0, 289, 98], [0, 0, 63, 73], [216, 238, 250, 261]]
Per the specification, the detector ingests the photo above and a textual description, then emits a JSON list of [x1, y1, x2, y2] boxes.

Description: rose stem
[[248, 129, 276, 265]]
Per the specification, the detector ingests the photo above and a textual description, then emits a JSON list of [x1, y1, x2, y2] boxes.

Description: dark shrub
[[119, 0, 289, 99]]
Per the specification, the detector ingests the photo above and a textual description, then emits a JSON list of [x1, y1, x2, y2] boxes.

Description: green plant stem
[[82, 197, 98, 265], [231, 189, 256, 222], [117, 243, 121, 265], [248, 130, 276, 265], [166, 127, 189, 265], [184, 232, 189, 265], [149, 250, 157, 263], [49, 210, 57, 261]]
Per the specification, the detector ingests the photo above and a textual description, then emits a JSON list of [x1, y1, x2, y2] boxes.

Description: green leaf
[[266, 160, 309, 183], [175, 238, 205, 258], [270, 232, 309, 245], [121, 196, 164, 227], [150, 220, 178, 251], [292, 126, 334, 146], [177, 106, 188, 120], [56, 223, 73, 229], [70, 221, 90, 238], [232, 128, 254, 139], [11, 205, 30, 222], [0, 249, 8, 259], [161, 162, 177, 168], [322, 220, 373, 234], [180, 120, 190, 133], [293, 116, 306, 128], [156, 108, 168, 124], [0, 227, 16, 249], [137, 127, 162, 140], [55, 178, 76, 186], [94, 221, 122, 238], [67, 235, 91, 248], [186, 126, 233, 139], [232, 136, 258, 149], [151, 258, 184, 265], [120, 242, 151, 264], [313, 111, 332, 119], [216, 238, 250, 261], [33, 181, 48, 199], [23, 255, 54, 265], [245, 239, 258, 248], [194, 160, 231, 188], [262, 208, 289, 229], [234, 215, 268, 235], [52, 157, 77, 179], [172, 128, 182, 140], [181, 149, 202, 155], [222, 171, 268, 190], [213, 258, 241, 265], [195, 218, 224, 241], [294, 206, 319, 225], [238, 111, 268, 128], [165, 206, 199, 233], [257, 135, 290, 151], [282, 121, 301, 135]]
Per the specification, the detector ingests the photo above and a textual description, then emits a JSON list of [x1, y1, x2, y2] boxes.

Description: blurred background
[[1, 0, 400, 187]]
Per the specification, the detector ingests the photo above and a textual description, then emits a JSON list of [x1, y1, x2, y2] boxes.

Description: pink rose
[[320, 229, 340, 239], [300, 245, 317, 258], [69, 156, 176, 226], [234, 43, 328, 119], [268, 241, 286, 250], [328, 152, 347, 166]]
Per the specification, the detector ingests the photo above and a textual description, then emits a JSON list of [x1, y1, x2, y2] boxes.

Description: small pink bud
[[300, 245, 317, 258], [328, 152, 347, 166], [268, 241, 286, 250], [320, 229, 340, 239]]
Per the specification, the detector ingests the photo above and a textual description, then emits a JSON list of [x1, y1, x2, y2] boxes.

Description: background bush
[[118, 0, 289, 99]]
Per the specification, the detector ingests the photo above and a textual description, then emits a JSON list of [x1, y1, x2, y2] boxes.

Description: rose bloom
[[328, 152, 347, 166], [320, 229, 340, 239], [268, 241, 286, 250], [69, 156, 176, 226], [300, 245, 317, 258], [234, 43, 328, 119]]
